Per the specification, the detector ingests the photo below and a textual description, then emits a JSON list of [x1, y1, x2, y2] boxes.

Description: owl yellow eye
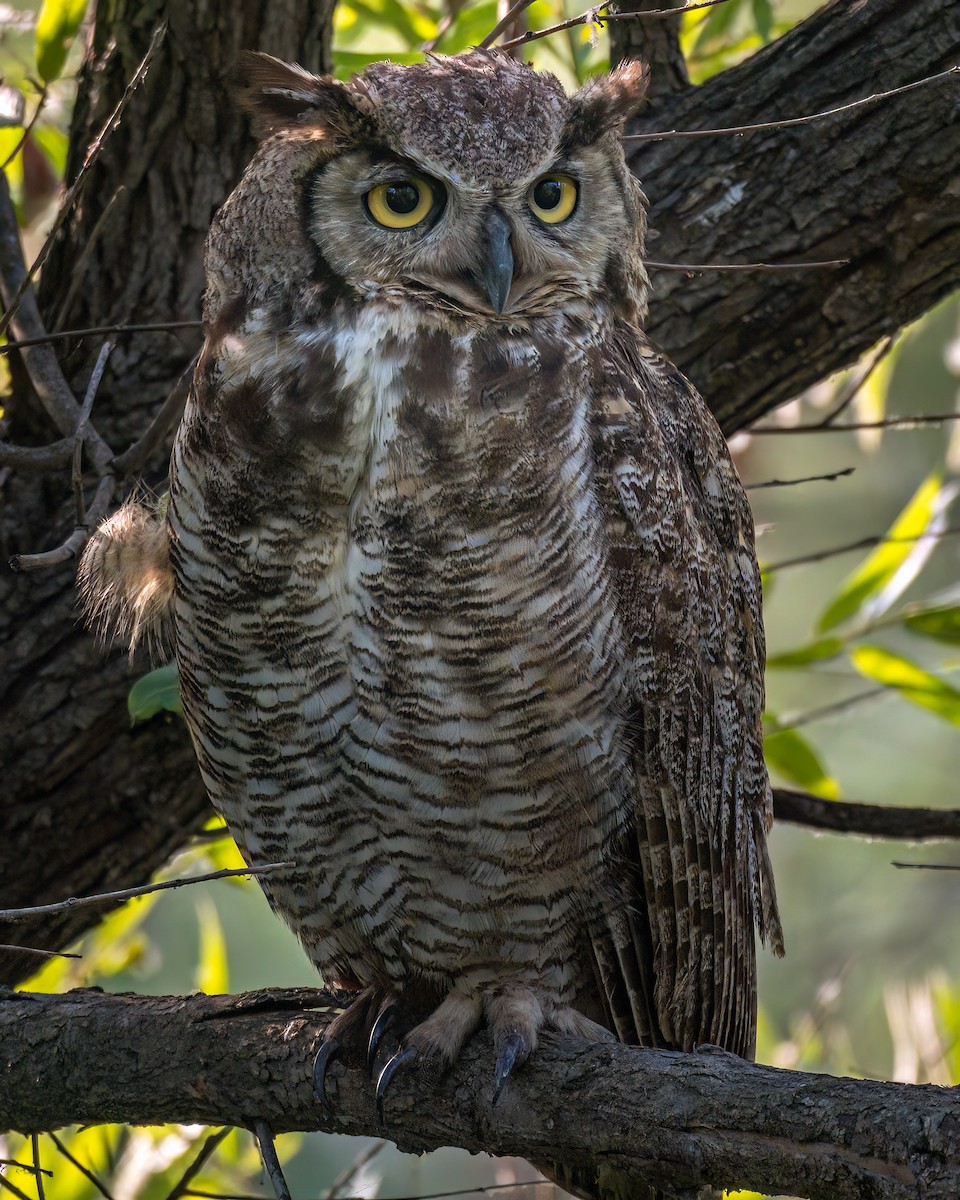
[[527, 174, 578, 224], [365, 177, 435, 229]]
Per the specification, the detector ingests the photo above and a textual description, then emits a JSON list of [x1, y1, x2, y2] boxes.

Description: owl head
[[206, 50, 650, 331]]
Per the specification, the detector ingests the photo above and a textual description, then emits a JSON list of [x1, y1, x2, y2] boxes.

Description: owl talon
[[313, 1038, 340, 1117], [367, 999, 400, 1078], [375, 1044, 418, 1124], [492, 1030, 528, 1104]]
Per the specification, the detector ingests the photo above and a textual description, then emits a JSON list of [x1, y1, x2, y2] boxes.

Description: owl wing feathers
[[586, 324, 783, 1059]]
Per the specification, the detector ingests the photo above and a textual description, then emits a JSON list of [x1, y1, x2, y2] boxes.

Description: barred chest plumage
[[169, 298, 634, 999]]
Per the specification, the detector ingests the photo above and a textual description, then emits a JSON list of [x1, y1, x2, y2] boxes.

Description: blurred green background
[[3, 1, 959, 1198]]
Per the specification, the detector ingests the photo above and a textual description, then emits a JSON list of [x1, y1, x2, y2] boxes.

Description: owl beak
[[479, 208, 514, 314]]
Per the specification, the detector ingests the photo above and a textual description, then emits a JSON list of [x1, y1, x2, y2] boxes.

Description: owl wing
[[584, 323, 783, 1059]]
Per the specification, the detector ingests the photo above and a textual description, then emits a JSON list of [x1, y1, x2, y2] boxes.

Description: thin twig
[[644, 256, 847, 272], [52, 186, 126, 332], [0, 320, 201, 353], [624, 65, 960, 143], [497, 0, 730, 51], [252, 1123, 292, 1200], [751, 411, 960, 434], [0, 1161, 53, 1179], [0, 862, 295, 922], [73, 341, 114, 525], [814, 335, 897, 428], [774, 788, 960, 841], [113, 351, 196, 477], [771, 686, 888, 732], [477, 0, 536, 49], [0, 23, 167, 341], [892, 861, 960, 870], [746, 466, 854, 490], [1, 86, 47, 171], [48, 1132, 116, 1200], [0, 1171, 34, 1200], [163, 1129, 231, 1200], [0, 944, 81, 959], [185, 1183, 550, 1200], [324, 1141, 387, 1200], [8, 473, 116, 572], [0, 172, 112, 465], [763, 525, 960, 572], [31, 1137, 45, 1200]]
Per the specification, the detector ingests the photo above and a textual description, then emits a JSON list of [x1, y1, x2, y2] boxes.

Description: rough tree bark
[[2, 988, 958, 1200], [1, 0, 958, 982]]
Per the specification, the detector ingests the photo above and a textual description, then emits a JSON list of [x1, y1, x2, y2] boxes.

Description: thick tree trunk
[[1, 0, 958, 983], [0, 0, 333, 984], [2, 988, 958, 1200]]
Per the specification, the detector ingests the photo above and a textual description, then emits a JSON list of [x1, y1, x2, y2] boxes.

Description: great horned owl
[[81, 45, 782, 1172]]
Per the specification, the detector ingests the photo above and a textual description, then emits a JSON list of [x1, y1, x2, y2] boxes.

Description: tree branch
[[1, 989, 957, 1200], [634, 0, 960, 433], [773, 788, 960, 841]]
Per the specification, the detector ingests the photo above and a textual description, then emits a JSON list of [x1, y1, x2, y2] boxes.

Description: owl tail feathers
[[77, 492, 174, 659], [534, 1158, 721, 1200]]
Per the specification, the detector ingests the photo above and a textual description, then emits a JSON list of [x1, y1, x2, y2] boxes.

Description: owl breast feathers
[[80, 45, 782, 1145]]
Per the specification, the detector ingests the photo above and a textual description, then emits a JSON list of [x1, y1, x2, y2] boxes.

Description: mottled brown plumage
[[80, 46, 781, 1195]]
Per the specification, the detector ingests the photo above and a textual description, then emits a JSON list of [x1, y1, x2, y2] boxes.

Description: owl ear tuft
[[563, 59, 650, 146], [232, 51, 373, 139]]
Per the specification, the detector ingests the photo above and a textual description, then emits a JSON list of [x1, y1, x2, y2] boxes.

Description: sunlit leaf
[[195, 897, 229, 995], [128, 661, 182, 723], [766, 637, 845, 669], [850, 644, 960, 728], [818, 471, 947, 632], [32, 123, 69, 178], [35, 0, 88, 84], [763, 726, 839, 799], [904, 606, 960, 646]]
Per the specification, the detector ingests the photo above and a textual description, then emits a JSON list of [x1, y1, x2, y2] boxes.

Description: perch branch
[[1, 989, 957, 1200]]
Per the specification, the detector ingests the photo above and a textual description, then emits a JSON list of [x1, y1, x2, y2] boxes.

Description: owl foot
[[313, 985, 397, 1116], [375, 1044, 419, 1124], [313, 1038, 340, 1117]]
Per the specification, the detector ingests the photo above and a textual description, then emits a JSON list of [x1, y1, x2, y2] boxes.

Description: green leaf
[[128, 661, 182, 723], [850, 644, 960, 728], [751, 0, 774, 41], [818, 471, 946, 632], [766, 636, 845, 670], [195, 897, 229, 995], [35, 0, 89, 84], [904, 606, 960, 645], [763, 727, 839, 799]]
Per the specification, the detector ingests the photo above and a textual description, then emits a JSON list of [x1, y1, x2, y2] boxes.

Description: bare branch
[[7, 474, 116, 572], [0, 945, 81, 960], [477, 0, 535, 50], [0, 1170, 34, 1200], [751, 412, 960, 434], [0, 24, 168, 341], [3, 989, 958, 1200], [112, 352, 196, 478], [163, 1130, 231, 1200], [763, 525, 960, 573], [1, 86, 47, 171], [253, 1123, 293, 1200], [746, 467, 855, 490], [644, 257, 847, 273], [73, 341, 114, 525], [624, 65, 960, 143], [496, 0, 731, 51], [892, 861, 960, 870], [0, 437, 74, 469], [0, 321, 201, 353], [814, 335, 897, 428], [48, 1131, 116, 1200], [773, 789, 960, 841], [0, 863, 295, 922], [30, 1137, 44, 1200], [324, 1141, 386, 1200]]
